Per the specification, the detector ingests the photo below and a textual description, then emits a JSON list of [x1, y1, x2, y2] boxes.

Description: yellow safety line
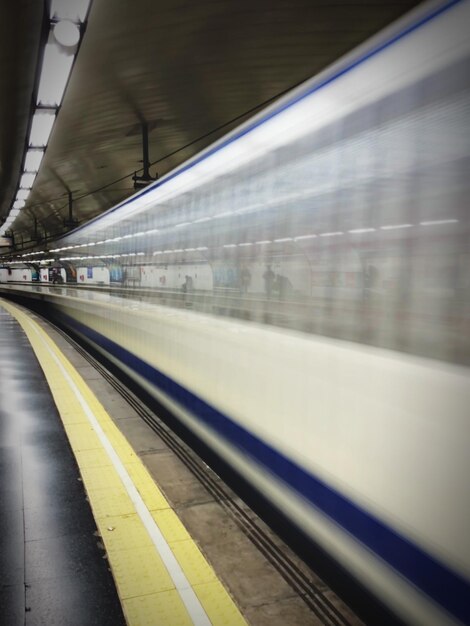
[[0, 299, 246, 626]]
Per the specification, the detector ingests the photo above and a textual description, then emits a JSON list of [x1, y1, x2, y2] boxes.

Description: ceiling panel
[[1, 0, 422, 247]]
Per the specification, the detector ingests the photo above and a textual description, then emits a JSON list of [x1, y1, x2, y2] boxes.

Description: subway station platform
[[0, 299, 361, 626]]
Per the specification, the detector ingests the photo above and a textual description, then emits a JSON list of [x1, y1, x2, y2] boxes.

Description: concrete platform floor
[[0, 306, 127, 626], [30, 309, 363, 626]]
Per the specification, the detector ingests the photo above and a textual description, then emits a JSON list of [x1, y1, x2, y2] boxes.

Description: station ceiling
[[1, 0, 422, 249]]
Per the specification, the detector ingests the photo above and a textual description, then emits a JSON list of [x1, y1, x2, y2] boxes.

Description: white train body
[[2, 1, 470, 623]]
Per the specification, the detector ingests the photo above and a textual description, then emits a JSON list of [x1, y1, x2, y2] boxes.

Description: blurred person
[[263, 265, 275, 298], [275, 274, 293, 300], [240, 267, 251, 294], [182, 275, 194, 293]]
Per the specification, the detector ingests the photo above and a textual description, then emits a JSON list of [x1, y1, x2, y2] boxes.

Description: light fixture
[[13, 200, 25, 209], [20, 173, 36, 189], [348, 228, 376, 234], [29, 109, 56, 147], [420, 219, 458, 226], [50, 0, 91, 22], [380, 224, 413, 230], [294, 234, 316, 240], [16, 189, 31, 201], [24, 149, 45, 172], [54, 20, 80, 47], [37, 43, 74, 107]]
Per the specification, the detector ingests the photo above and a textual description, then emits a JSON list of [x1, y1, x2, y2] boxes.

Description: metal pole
[[142, 122, 150, 180]]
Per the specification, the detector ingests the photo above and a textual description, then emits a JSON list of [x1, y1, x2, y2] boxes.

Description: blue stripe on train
[[63, 312, 470, 624]]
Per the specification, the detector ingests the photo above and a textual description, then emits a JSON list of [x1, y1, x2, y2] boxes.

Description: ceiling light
[[294, 234, 316, 240], [54, 20, 80, 47], [17, 189, 31, 201], [13, 200, 25, 209], [29, 109, 56, 147], [420, 219, 458, 226], [348, 228, 376, 234], [24, 149, 45, 172], [380, 224, 413, 230], [20, 173, 36, 188], [50, 0, 91, 22], [37, 43, 74, 107], [10, 209, 21, 217]]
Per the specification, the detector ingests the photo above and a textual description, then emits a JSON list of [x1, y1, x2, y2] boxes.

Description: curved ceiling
[[1, 0, 422, 250]]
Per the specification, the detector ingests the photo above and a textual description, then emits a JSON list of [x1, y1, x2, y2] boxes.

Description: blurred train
[[1, 1, 469, 623]]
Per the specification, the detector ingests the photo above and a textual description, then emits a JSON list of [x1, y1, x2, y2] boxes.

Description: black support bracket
[[133, 122, 157, 190], [63, 191, 79, 229]]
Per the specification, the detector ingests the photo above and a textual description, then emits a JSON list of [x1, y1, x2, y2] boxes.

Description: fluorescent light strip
[[37, 43, 74, 107], [29, 109, 56, 147], [294, 234, 316, 240], [380, 224, 413, 230], [420, 219, 458, 226], [319, 231, 343, 237], [274, 237, 293, 242], [16, 189, 31, 201], [24, 149, 45, 172], [348, 228, 376, 234], [50, 0, 91, 22]]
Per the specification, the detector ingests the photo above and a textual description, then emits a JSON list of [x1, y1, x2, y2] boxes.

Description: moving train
[[2, 1, 469, 623]]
